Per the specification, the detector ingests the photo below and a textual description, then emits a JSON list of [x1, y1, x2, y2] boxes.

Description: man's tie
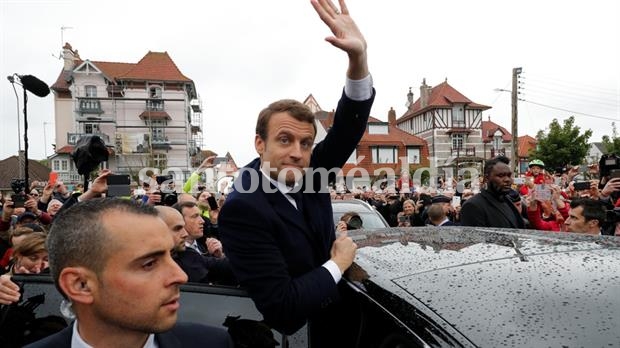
[[288, 191, 304, 212]]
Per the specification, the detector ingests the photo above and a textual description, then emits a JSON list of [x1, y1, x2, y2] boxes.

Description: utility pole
[[511, 67, 522, 175]]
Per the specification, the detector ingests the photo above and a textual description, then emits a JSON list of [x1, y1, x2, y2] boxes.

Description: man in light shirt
[[219, 0, 374, 346], [26, 199, 231, 347]]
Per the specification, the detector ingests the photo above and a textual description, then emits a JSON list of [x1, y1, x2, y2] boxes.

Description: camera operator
[[336, 212, 364, 232]]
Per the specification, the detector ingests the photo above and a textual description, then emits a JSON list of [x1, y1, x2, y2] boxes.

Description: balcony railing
[[67, 132, 111, 145], [490, 148, 506, 158], [58, 172, 82, 184], [451, 146, 476, 157], [146, 99, 165, 111], [78, 99, 103, 114]]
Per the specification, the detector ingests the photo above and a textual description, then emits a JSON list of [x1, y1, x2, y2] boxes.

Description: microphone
[[19, 74, 50, 97]]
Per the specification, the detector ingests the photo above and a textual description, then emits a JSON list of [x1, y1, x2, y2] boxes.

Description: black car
[[4, 227, 620, 347]]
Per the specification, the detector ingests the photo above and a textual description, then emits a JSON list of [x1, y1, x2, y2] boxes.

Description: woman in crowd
[[0, 232, 49, 305]]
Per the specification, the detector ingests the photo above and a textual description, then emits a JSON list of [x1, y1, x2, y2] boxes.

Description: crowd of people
[[336, 157, 620, 236], [0, 0, 618, 345]]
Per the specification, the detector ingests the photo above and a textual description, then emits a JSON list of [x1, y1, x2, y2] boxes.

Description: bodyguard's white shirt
[[71, 320, 157, 348]]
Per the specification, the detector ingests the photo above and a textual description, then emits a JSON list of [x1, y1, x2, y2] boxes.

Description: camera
[[573, 181, 591, 191], [599, 153, 620, 178], [9, 178, 27, 208], [156, 175, 178, 206], [106, 174, 131, 197], [11, 193, 27, 208], [607, 208, 620, 223], [346, 215, 363, 230]]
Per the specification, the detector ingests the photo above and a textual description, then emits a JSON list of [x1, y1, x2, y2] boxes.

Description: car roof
[[348, 227, 620, 347]]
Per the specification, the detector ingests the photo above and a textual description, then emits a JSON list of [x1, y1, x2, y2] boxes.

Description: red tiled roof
[[0, 156, 51, 190], [51, 50, 191, 92], [362, 117, 426, 146], [91, 61, 135, 80], [481, 120, 512, 142], [518, 135, 537, 157], [397, 81, 491, 122], [138, 111, 172, 120], [50, 70, 73, 92], [118, 52, 191, 82]]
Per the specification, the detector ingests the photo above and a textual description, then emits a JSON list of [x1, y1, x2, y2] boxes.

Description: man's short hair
[[47, 198, 158, 297], [484, 156, 510, 177], [172, 200, 197, 215], [569, 198, 606, 226], [255, 99, 316, 140], [427, 203, 446, 222]]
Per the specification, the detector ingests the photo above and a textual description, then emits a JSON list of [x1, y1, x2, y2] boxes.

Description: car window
[[7, 275, 295, 347]]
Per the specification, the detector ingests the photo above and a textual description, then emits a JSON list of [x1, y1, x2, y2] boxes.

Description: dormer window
[[368, 124, 388, 135], [85, 85, 97, 97], [452, 104, 465, 127], [493, 130, 503, 149]]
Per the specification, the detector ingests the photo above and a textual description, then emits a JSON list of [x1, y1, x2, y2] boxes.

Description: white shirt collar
[[72, 320, 158, 348], [260, 167, 301, 195]]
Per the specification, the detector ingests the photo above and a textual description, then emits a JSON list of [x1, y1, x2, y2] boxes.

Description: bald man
[[155, 206, 189, 252], [156, 206, 236, 285]]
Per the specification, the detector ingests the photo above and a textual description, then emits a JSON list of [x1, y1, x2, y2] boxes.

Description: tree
[[602, 122, 620, 155], [529, 116, 592, 171]]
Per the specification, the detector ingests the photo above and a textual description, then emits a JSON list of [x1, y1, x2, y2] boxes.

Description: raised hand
[[311, 0, 369, 79]]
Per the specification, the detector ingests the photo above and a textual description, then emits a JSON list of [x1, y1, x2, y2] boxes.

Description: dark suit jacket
[[460, 189, 525, 228], [174, 248, 237, 285], [24, 322, 232, 348], [219, 91, 374, 343]]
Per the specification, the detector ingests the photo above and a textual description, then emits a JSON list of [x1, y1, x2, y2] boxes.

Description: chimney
[[406, 87, 414, 108], [326, 110, 335, 128], [420, 78, 430, 109], [63, 42, 80, 71], [388, 107, 396, 126]]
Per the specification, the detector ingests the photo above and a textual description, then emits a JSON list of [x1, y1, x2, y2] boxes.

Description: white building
[[49, 43, 203, 186]]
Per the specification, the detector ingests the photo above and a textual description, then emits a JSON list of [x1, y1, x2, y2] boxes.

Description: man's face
[[90, 212, 188, 334], [565, 206, 598, 234], [530, 165, 542, 176], [255, 112, 314, 186], [181, 206, 204, 240], [161, 210, 189, 252], [486, 163, 513, 194]]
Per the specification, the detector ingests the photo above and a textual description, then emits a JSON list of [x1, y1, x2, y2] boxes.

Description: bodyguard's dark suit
[[460, 189, 525, 228], [24, 322, 232, 347], [219, 91, 374, 346]]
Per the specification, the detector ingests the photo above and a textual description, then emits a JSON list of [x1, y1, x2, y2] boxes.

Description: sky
[[1, 0, 619, 167]]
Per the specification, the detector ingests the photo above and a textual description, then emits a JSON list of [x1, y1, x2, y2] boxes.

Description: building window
[[149, 86, 162, 98], [452, 105, 465, 127], [493, 135, 502, 150], [53, 160, 60, 171], [85, 85, 97, 97], [84, 123, 100, 134], [452, 134, 464, 149], [148, 119, 167, 142], [61, 160, 68, 171], [153, 153, 167, 169], [368, 124, 389, 135], [371, 146, 397, 164], [407, 148, 420, 164]]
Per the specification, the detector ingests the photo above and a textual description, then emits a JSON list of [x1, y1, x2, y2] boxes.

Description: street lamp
[[6, 74, 50, 188]]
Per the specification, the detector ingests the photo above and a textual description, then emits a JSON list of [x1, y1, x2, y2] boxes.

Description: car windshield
[[332, 200, 389, 229]]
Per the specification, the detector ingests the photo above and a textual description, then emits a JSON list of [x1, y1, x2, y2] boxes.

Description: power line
[[519, 98, 619, 121], [521, 73, 619, 96], [519, 83, 619, 107]]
